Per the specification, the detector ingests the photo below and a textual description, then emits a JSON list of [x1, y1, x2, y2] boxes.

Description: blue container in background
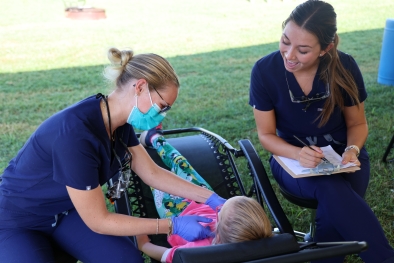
[[378, 18, 394, 86]]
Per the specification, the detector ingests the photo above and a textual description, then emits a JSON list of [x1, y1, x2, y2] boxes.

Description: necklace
[[96, 93, 131, 162], [96, 93, 133, 201]]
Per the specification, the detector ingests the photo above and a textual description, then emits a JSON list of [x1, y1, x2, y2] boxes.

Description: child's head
[[212, 196, 272, 245]]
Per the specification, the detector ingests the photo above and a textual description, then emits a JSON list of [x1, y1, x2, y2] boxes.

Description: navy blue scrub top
[[0, 95, 139, 216], [249, 50, 367, 147]]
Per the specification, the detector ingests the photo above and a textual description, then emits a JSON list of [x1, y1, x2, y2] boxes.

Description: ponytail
[[318, 33, 360, 127]]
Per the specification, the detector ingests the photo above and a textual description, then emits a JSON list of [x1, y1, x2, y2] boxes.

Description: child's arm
[[136, 235, 169, 262]]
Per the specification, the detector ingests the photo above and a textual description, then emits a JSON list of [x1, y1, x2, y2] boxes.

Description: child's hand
[[136, 234, 151, 250]]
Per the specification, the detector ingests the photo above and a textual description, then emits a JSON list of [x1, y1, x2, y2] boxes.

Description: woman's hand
[[172, 215, 213, 241], [341, 150, 361, 167], [298, 146, 326, 168], [205, 193, 226, 211]]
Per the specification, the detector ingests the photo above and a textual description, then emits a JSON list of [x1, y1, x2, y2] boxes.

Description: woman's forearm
[[131, 145, 213, 203], [343, 102, 368, 152], [67, 186, 172, 236], [144, 166, 213, 203], [259, 133, 301, 161], [346, 123, 368, 150], [254, 108, 302, 161], [93, 213, 172, 236]]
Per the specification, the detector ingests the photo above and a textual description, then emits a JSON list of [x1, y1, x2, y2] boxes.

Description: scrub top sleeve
[[124, 124, 140, 147], [52, 136, 101, 190], [249, 62, 274, 111], [343, 54, 368, 106]]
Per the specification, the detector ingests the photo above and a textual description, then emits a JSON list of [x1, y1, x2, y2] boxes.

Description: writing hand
[[298, 145, 326, 168]]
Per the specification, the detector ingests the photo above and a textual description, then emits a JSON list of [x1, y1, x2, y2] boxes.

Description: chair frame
[[108, 127, 367, 263], [278, 186, 317, 242], [382, 134, 394, 163]]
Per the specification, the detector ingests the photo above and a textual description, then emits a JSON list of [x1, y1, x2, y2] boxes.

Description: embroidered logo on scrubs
[[317, 108, 323, 111], [86, 186, 91, 190]]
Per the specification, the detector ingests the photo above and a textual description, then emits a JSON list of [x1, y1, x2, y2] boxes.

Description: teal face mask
[[127, 90, 166, 130]]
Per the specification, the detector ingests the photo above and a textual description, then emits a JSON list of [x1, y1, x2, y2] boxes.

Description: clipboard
[[273, 145, 360, 178]]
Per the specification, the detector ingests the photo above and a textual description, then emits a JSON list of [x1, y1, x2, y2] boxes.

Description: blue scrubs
[[0, 95, 143, 263], [249, 51, 394, 263]]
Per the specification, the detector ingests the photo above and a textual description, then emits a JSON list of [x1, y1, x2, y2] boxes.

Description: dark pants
[[0, 198, 143, 263], [270, 148, 394, 263]]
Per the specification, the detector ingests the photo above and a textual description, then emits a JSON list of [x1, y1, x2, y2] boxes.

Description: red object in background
[[65, 7, 106, 20]]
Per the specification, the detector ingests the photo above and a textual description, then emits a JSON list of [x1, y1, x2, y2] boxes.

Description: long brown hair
[[284, 0, 360, 126]]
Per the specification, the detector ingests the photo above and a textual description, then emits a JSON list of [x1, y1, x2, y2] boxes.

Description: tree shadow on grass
[[0, 28, 391, 163], [0, 27, 390, 144]]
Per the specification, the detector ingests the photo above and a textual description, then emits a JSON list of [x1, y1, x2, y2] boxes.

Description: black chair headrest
[[172, 233, 299, 263]]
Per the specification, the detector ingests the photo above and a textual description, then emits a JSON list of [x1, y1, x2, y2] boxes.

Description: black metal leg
[[382, 134, 394, 163]]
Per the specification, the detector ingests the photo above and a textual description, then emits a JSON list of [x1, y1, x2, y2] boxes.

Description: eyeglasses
[[285, 71, 330, 112], [151, 86, 172, 114]]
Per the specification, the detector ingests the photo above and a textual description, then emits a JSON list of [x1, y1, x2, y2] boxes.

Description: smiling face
[[279, 21, 323, 74]]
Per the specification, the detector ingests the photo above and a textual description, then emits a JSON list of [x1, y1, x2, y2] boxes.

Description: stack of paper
[[273, 145, 360, 178]]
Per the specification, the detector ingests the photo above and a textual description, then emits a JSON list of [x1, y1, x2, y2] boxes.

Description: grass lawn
[[1, 0, 393, 262]]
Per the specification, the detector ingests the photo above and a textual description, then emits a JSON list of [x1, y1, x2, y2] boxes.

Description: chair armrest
[[172, 233, 299, 263], [237, 139, 295, 236], [245, 241, 368, 263]]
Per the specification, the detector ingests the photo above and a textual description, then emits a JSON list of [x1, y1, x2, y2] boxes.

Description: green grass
[[1, 0, 394, 262]]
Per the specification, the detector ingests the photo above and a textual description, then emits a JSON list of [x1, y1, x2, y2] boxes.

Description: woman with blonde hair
[[0, 47, 226, 262], [137, 127, 273, 263]]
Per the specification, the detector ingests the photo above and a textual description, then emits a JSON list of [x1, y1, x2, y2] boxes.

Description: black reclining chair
[[109, 127, 367, 263]]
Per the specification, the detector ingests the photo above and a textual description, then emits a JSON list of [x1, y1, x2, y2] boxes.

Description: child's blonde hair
[[212, 196, 273, 244]]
